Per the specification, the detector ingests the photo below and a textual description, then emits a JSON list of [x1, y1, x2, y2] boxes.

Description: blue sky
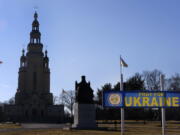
[[0, 0, 180, 102]]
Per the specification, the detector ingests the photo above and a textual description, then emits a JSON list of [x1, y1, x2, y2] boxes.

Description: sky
[[0, 0, 180, 102]]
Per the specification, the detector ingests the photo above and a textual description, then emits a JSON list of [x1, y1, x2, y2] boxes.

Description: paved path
[[0, 123, 69, 133], [21, 123, 68, 129]]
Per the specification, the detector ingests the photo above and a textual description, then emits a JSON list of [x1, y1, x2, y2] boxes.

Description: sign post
[[120, 56, 128, 135], [160, 74, 166, 135], [120, 74, 124, 135]]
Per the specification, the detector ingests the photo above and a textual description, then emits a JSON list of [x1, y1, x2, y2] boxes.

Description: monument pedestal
[[72, 103, 96, 129]]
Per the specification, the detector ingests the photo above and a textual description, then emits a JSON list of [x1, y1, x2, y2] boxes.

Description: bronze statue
[[75, 76, 94, 104]]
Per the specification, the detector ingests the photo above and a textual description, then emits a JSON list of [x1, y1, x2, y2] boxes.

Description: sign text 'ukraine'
[[103, 91, 180, 108]]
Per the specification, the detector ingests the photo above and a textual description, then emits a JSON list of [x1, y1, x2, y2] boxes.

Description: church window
[[22, 62, 25, 67]]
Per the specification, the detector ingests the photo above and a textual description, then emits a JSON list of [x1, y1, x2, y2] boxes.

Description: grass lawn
[[0, 129, 120, 135], [99, 120, 180, 135], [0, 123, 21, 129], [0, 121, 180, 135]]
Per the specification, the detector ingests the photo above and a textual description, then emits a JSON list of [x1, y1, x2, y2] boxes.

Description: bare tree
[[142, 69, 164, 90], [60, 90, 75, 117], [53, 96, 59, 105], [168, 73, 180, 91], [8, 97, 15, 105], [142, 70, 165, 121], [3, 97, 15, 105]]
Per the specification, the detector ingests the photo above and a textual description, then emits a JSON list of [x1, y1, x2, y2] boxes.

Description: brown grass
[[0, 123, 21, 129], [0, 129, 120, 135], [0, 121, 180, 135]]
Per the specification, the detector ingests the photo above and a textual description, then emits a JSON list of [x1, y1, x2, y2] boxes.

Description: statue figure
[[75, 76, 94, 104]]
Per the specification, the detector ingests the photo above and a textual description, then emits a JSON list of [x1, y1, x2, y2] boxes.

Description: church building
[[4, 12, 64, 123]]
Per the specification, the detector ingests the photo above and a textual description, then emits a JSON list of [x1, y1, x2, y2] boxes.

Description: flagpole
[[120, 56, 124, 135], [160, 74, 165, 135]]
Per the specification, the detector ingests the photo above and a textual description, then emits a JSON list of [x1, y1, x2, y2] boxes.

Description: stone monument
[[73, 76, 96, 129]]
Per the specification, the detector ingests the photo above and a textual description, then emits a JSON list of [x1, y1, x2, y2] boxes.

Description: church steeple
[[44, 50, 49, 68], [12, 12, 64, 123], [34, 11, 38, 20], [20, 49, 26, 67], [30, 12, 41, 44]]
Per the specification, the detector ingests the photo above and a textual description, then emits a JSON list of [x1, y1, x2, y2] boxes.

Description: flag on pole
[[120, 57, 128, 67]]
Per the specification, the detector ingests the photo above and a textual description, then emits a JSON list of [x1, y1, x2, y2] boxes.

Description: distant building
[[4, 12, 64, 123]]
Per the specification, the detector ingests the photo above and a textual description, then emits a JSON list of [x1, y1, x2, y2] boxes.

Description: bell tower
[[30, 12, 41, 44], [15, 11, 53, 108], [4, 12, 64, 123]]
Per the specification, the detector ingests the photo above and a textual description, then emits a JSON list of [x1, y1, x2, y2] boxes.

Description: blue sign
[[103, 91, 180, 108], [124, 91, 165, 108], [166, 92, 180, 107], [103, 91, 123, 107]]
